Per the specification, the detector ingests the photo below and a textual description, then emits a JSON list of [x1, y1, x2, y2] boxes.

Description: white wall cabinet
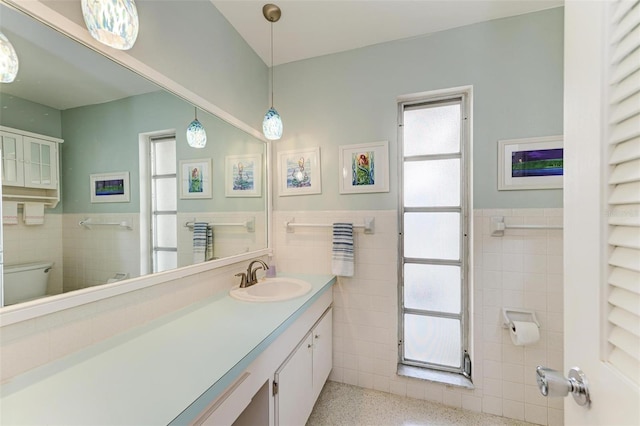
[[23, 136, 58, 189], [1, 130, 25, 187], [0, 126, 62, 207], [275, 307, 332, 426]]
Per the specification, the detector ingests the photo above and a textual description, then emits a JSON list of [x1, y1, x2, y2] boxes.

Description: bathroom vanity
[[0, 274, 335, 425]]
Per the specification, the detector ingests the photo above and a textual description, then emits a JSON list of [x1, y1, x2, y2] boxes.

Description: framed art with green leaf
[[179, 158, 212, 199], [338, 141, 389, 194]]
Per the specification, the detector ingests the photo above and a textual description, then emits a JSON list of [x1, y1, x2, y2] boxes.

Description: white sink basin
[[229, 277, 312, 302]]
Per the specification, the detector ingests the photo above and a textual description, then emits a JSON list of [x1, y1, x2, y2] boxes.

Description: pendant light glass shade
[[263, 107, 283, 141], [0, 32, 19, 83], [186, 108, 207, 148], [81, 0, 139, 50]]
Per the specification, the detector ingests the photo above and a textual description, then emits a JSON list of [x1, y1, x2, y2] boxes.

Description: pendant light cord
[[270, 21, 274, 108]]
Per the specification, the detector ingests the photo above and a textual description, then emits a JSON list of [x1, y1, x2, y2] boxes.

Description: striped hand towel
[[332, 223, 354, 277], [193, 222, 208, 264], [205, 226, 214, 261], [23, 202, 45, 225], [3, 201, 18, 225]]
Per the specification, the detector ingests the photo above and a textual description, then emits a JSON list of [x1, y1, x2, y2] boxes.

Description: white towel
[[23, 202, 45, 225], [3, 201, 18, 225], [192, 222, 208, 264], [332, 223, 354, 277]]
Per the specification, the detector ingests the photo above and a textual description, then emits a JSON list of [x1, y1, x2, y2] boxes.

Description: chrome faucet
[[236, 259, 269, 288]]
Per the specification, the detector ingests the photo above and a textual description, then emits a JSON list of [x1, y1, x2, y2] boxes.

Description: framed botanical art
[[179, 158, 212, 199], [498, 135, 563, 190], [277, 147, 322, 196], [90, 171, 130, 203], [225, 154, 262, 197], [338, 141, 390, 194]]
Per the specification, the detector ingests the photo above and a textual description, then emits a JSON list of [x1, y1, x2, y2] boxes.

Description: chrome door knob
[[536, 366, 591, 407]]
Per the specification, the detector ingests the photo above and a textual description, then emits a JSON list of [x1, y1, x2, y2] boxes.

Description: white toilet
[[3, 261, 54, 305]]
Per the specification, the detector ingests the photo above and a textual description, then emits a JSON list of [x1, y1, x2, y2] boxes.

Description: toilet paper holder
[[502, 308, 540, 330]]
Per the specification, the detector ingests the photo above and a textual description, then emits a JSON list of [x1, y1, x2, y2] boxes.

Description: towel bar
[[184, 218, 255, 233], [285, 217, 375, 234], [79, 219, 132, 230], [491, 216, 562, 237]]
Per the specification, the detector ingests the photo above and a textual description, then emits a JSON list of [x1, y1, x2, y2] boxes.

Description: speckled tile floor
[[307, 381, 537, 426]]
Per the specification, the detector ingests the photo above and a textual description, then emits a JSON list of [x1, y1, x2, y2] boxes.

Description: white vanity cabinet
[[0, 126, 62, 207], [275, 307, 332, 426], [184, 284, 334, 426]]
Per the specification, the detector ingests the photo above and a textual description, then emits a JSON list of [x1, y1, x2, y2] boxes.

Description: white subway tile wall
[[274, 209, 564, 426], [62, 213, 140, 291]]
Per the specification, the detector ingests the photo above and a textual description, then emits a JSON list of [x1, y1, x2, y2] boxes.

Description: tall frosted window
[[399, 94, 470, 376], [150, 136, 177, 273]]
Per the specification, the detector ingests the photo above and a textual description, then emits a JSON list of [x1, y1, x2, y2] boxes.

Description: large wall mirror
[[0, 3, 268, 308]]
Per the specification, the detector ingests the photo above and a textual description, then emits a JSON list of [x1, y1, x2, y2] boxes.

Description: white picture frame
[[225, 154, 262, 197], [277, 147, 322, 196], [179, 158, 212, 199], [498, 135, 563, 190], [90, 171, 130, 203], [338, 141, 390, 194]]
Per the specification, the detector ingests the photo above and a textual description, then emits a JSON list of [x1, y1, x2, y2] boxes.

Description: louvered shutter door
[[607, 0, 640, 384]]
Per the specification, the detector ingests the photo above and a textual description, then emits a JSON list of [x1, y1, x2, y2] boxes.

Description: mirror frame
[[0, 0, 273, 326]]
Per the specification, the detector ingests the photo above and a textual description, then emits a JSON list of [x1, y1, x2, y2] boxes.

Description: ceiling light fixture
[[81, 0, 139, 50], [186, 107, 207, 148], [0, 32, 19, 83], [262, 3, 283, 141]]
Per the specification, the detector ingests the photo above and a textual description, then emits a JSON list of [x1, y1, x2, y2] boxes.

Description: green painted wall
[[273, 8, 564, 210], [61, 91, 265, 214], [0, 92, 62, 138], [40, 0, 268, 130]]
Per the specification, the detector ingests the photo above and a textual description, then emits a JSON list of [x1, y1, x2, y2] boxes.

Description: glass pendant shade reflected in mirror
[[263, 107, 282, 141], [81, 0, 139, 50], [262, 4, 283, 141], [0, 32, 19, 83], [187, 107, 207, 148]]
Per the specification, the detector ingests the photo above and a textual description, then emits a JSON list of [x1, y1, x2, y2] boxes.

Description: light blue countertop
[[0, 274, 336, 425]]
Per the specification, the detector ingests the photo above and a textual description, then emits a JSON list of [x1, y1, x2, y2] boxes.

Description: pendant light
[[0, 32, 19, 83], [81, 0, 139, 50], [262, 4, 283, 141], [186, 107, 207, 148]]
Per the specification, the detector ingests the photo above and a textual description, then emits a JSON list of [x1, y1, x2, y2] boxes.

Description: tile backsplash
[[273, 208, 564, 426]]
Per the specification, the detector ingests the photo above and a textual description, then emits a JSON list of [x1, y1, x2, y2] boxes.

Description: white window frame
[[397, 86, 472, 378], [150, 135, 178, 273], [139, 132, 177, 275]]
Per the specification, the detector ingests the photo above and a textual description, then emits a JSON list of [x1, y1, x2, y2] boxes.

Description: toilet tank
[[3, 261, 54, 305]]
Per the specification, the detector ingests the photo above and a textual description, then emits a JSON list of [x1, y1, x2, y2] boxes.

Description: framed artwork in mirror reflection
[[338, 141, 389, 194], [277, 147, 322, 196], [225, 154, 262, 197], [180, 158, 212, 199], [90, 171, 130, 203]]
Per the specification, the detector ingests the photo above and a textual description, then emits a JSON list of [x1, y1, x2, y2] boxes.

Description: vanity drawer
[[192, 371, 253, 426]]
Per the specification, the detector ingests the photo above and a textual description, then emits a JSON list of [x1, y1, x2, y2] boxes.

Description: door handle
[[536, 366, 591, 407]]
